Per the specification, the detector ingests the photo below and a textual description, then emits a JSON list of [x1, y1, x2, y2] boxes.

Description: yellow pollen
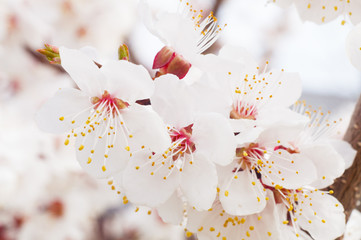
[[102, 165, 106, 172], [64, 139, 69, 146], [78, 145, 84, 151], [87, 157, 92, 164], [59, 116, 64, 121], [125, 146, 130, 151], [225, 191, 229, 197]]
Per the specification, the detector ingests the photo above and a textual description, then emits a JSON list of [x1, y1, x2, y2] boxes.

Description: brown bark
[[330, 95, 361, 221]]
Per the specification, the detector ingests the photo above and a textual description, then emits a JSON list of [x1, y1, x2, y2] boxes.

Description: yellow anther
[[59, 116, 64, 121], [87, 157, 92, 164], [78, 145, 84, 151], [224, 191, 229, 197], [102, 165, 106, 172], [64, 139, 69, 146], [125, 146, 130, 151]]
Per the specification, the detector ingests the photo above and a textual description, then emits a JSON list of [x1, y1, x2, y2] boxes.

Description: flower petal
[[298, 192, 345, 240], [294, 0, 341, 24], [156, 191, 184, 225], [302, 143, 345, 189], [121, 104, 171, 153], [261, 151, 317, 189], [219, 166, 267, 216], [150, 74, 195, 127], [75, 123, 129, 179], [187, 190, 282, 240], [35, 88, 92, 134], [346, 23, 361, 71], [265, 72, 302, 108], [122, 151, 179, 207], [329, 139, 357, 169], [192, 113, 237, 166], [180, 153, 217, 211], [100, 60, 154, 103], [60, 47, 103, 96]]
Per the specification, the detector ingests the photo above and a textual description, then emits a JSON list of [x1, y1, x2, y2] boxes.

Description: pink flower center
[[230, 103, 257, 120], [168, 124, 196, 160], [91, 90, 128, 113]]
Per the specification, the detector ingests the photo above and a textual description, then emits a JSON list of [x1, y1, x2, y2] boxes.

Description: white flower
[[217, 126, 318, 216], [201, 45, 304, 133], [275, 186, 345, 240], [121, 74, 237, 211], [142, 0, 226, 78], [346, 22, 361, 71], [272, 0, 361, 25], [186, 191, 282, 240], [36, 47, 170, 179]]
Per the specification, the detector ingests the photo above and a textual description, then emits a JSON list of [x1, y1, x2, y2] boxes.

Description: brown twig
[[330, 95, 361, 238]]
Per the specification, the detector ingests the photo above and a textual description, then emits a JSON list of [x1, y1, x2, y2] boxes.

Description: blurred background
[[0, 0, 360, 239]]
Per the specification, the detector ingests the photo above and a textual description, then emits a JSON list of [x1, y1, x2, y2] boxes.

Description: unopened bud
[[37, 44, 61, 64], [118, 44, 130, 61], [153, 46, 191, 79]]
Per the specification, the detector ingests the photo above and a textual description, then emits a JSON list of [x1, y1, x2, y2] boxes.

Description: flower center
[[168, 124, 196, 160], [235, 143, 264, 170], [230, 103, 257, 120], [91, 90, 128, 111]]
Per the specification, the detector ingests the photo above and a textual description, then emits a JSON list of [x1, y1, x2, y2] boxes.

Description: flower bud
[[118, 44, 130, 61], [153, 46, 191, 79], [37, 44, 61, 64]]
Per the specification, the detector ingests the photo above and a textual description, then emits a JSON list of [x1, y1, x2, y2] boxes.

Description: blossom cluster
[[36, 1, 358, 239]]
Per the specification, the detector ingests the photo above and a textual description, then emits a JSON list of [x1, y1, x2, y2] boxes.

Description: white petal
[[35, 88, 92, 134], [302, 144, 345, 189], [346, 23, 361, 71], [349, 2, 361, 25], [257, 107, 308, 128], [153, 12, 198, 57], [156, 191, 184, 225], [298, 192, 345, 240], [75, 124, 129, 179], [219, 167, 267, 216], [261, 151, 317, 189], [100, 60, 154, 103], [266, 72, 302, 108], [180, 153, 217, 211], [329, 139, 357, 169], [122, 151, 179, 207], [187, 190, 282, 240], [192, 113, 237, 166], [150, 74, 195, 127], [257, 125, 303, 148], [121, 104, 171, 153], [235, 127, 264, 146], [272, 0, 293, 8], [60, 47, 103, 96], [139, 0, 167, 44], [218, 45, 258, 73], [294, 0, 341, 24]]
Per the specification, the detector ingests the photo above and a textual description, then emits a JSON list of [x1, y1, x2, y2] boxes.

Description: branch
[[330, 95, 361, 222]]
